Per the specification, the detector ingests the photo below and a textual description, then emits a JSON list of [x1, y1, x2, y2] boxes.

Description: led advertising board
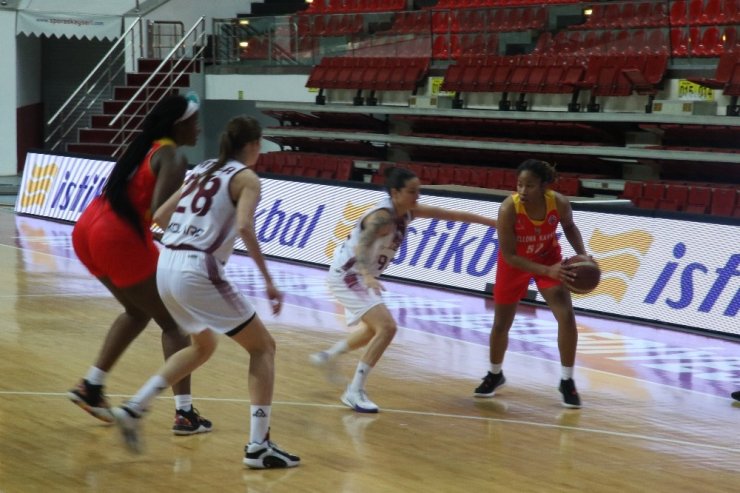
[[16, 152, 739, 337]]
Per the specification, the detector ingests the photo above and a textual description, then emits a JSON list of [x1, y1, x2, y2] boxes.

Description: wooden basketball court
[[1, 208, 738, 492]]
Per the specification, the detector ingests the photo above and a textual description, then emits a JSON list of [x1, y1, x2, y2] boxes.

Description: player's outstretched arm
[[413, 204, 497, 228]]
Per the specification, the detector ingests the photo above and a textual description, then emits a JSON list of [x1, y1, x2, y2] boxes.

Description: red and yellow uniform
[[494, 189, 562, 304], [72, 139, 174, 287]]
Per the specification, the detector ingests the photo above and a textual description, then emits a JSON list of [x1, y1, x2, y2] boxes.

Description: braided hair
[[103, 95, 189, 237]]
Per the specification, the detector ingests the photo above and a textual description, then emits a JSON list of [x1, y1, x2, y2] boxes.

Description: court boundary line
[[0, 390, 738, 454]]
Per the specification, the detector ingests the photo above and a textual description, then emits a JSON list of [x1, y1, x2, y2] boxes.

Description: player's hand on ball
[[547, 262, 575, 283]]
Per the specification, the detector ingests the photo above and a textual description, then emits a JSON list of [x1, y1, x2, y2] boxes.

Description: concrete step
[[91, 113, 144, 129], [66, 143, 117, 158], [125, 72, 190, 88], [103, 99, 157, 116], [113, 86, 178, 101], [78, 128, 141, 144], [137, 58, 202, 74]]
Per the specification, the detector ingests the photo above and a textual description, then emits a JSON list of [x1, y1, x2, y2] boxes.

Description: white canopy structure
[[16, 0, 139, 40]]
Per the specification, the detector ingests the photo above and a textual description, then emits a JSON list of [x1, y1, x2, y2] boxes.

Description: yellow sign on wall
[[429, 76, 454, 96], [677, 80, 714, 101]]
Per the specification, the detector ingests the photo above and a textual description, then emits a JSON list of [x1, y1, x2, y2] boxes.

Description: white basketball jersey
[[330, 197, 412, 277], [162, 159, 249, 264]]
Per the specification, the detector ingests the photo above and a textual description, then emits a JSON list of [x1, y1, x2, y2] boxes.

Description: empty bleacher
[[620, 179, 739, 216], [306, 56, 431, 105], [255, 151, 355, 181], [234, 0, 740, 218]]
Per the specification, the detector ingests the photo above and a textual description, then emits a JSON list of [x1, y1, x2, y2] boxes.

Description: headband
[[175, 100, 199, 124]]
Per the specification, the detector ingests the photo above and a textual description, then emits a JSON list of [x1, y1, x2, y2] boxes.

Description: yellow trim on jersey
[[512, 189, 557, 226], [155, 137, 176, 147]]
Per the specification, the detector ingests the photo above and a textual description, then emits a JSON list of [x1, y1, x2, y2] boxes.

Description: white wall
[[206, 74, 314, 102], [148, 0, 256, 35], [0, 10, 18, 175], [198, 74, 314, 162]]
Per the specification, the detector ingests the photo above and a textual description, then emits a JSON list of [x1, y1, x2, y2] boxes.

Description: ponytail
[[200, 116, 262, 182]]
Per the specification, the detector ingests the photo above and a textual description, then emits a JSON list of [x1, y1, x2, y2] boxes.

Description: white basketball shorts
[[326, 270, 385, 326], [157, 248, 256, 335]]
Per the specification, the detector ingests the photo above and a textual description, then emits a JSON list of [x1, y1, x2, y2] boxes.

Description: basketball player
[[474, 159, 587, 408], [111, 116, 300, 469], [310, 166, 498, 413], [69, 94, 212, 434]]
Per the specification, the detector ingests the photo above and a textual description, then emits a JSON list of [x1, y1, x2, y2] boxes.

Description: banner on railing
[[15, 151, 740, 338]]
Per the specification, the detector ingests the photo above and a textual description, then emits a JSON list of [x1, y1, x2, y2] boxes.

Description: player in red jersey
[[68, 94, 212, 434], [474, 159, 588, 408]]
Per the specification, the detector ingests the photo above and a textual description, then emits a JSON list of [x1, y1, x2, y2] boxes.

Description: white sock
[[174, 394, 193, 412], [349, 361, 372, 392], [127, 375, 168, 414], [489, 363, 503, 375], [249, 405, 272, 444], [561, 366, 574, 380], [326, 339, 349, 358], [85, 367, 107, 386]]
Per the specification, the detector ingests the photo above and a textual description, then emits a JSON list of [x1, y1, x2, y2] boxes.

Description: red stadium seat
[[685, 186, 712, 214], [452, 166, 471, 185], [662, 184, 689, 210], [643, 181, 666, 201], [486, 168, 504, 189], [620, 181, 644, 203], [636, 197, 658, 209], [556, 176, 581, 197], [694, 27, 722, 57], [670, 0, 688, 25], [701, 0, 723, 23], [710, 187, 738, 216]]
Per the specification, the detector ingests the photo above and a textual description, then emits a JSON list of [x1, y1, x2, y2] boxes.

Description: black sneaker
[[172, 407, 213, 435], [474, 371, 506, 397], [559, 379, 582, 409], [731, 391, 740, 401], [244, 434, 300, 469], [68, 379, 114, 423]]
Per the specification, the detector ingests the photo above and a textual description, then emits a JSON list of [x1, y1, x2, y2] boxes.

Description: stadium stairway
[[66, 58, 199, 157]]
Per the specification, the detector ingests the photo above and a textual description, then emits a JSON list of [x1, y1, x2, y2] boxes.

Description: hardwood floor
[[1, 209, 738, 492]]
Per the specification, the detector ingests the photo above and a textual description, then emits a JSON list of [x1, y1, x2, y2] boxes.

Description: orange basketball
[[562, 255, 601, 294]]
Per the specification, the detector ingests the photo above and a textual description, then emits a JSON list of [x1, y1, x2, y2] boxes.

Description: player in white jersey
[[312, 166, 498, 413], [110, 116, 300, 469]]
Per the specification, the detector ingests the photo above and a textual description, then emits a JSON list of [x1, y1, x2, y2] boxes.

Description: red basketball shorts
[[72, 199, 158, 288], [493, 253, 562, 304]]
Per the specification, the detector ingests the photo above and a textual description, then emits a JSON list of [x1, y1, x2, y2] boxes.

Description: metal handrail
[[212, 17, 299, 65], [108, 48, 206, 158], [110, 16, 205, 127], [148, 20, 185, 59], [48, 17, 142, 126], [106, 17, 206, 158], [45, 17, 144, 152]]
